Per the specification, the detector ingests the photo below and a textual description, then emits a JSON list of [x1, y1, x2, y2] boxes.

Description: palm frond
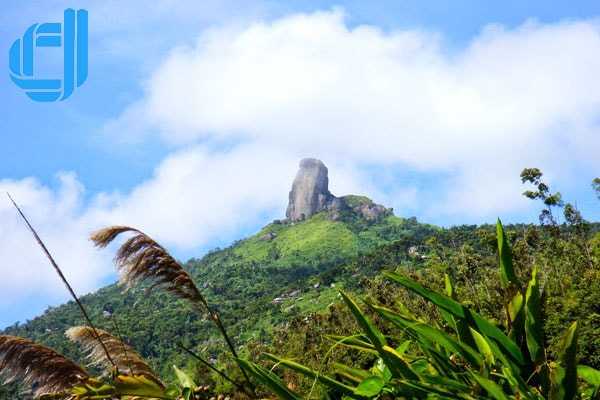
[[90, 226, 207, 309], [0, 335, 88, 397], [65, 326, 163, 387]]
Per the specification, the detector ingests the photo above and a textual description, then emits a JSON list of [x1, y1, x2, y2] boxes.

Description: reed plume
[[91, 225, 256, 395], [0, 335, 88, 397], [90, 226, 208, 310], [65, 326, 163, 387]]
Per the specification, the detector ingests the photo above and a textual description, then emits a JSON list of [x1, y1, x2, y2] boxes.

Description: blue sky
[[0, 0, 599, 328]]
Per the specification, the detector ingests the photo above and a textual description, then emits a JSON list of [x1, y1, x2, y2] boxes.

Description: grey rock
[[285, 158, 393, 222], [259, 232, 277, 241], [286, 158, 335, 221]]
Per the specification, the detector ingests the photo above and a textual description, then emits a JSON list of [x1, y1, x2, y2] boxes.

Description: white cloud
[[106, 9, 600, 218], [0, 173, 110, 306], [0, 144, 378, 315]]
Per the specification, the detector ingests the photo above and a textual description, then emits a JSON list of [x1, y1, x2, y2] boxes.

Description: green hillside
[[1, 201, 436, 381], [2, 178, 599, 399]]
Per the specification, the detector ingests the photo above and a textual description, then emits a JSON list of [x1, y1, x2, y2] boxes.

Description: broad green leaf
[[508, 292, 525, 342], [497, 219, 519, 288], [381, 345, 420, 381], [113, 374, 168, 398], [173, 365, 196, 389], [384, 271, 525, 366], [373, 303, 483, 368], [578, 365, 600, 387], [236, 358, 302, 400], [263, 353, 355, 395], [372, 357, 392, 382], [470, 328, 495, 367], [396, 340, 411, 355], [339, 291, 418, 380], [525, 267, 544, 365], [354, 375, 385, 397], [444, 273, 454, 298], [551, 322, 579, 400], [472, 373, 510, 400]]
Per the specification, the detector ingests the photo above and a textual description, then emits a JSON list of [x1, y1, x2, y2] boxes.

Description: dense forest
[[0, 171, 599, 399]]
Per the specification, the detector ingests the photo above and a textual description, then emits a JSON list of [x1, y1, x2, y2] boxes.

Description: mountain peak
[[286, 158, 334, 221], [285, 158, 392, 222]]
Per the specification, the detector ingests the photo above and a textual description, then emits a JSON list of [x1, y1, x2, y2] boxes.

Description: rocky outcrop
[[286, 158, 335, 221], [285, 158, 393, 222]]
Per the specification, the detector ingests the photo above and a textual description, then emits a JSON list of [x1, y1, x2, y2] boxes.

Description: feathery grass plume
[[65, 326, 163, 387], [91, 226, 256, 395], [0, 335, 88, 397], [90, 226, 208, 310]]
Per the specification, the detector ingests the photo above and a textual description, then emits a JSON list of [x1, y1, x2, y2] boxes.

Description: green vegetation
[[244, 220, 600, 399], [0, 170, 599, 399]]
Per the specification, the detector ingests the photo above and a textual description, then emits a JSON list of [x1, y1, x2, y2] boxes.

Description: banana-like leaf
[[113, 374, 169, 398], [470, 328, 495, 368], [236, 358, 302, 400], [173, 365, 196, 390], [578, 365, 600, 387], [550, 322, 579, 400], [508, 292, 525, 342], [354, 375, 385, 397], [384, 271, 525, 367], [372, 304, 483, 368], [497, 219, 519, 288], [472, 373, 510, 400], [263, 353, 355, 395], [339, 291, 418, 380], [525, 267, 544, 365]]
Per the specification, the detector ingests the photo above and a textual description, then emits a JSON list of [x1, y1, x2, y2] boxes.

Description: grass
[[233, 213, 359, 263]]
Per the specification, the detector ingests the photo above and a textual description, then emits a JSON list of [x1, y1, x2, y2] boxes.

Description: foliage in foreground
[[242, 220, 600, 399]]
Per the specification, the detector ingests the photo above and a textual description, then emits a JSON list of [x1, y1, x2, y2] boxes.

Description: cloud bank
[[3, 10, 600, 324]]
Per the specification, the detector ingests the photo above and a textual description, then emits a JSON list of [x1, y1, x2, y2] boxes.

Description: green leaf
[[373, 303, 483, 368], [173, 365, 196, 389], [470, 328, 495, 367], [384, 271, 525, 367], [551, 322, 579, 400], [263, 354, 355, 395], [333, 363, 370, 384], [326, 334, 378, 354], [113, 374, 168, 398], [181, 387, 192, 400], [578, 365, 600, 387], [472, 373, 510, 400], [396, 340, 411, 355], [339, 291, 418, 380], [236, 358, 302, 400], [354, 375, 385, 397], [508, 292, 525, 342], [372, 358, 392, 382], [497, 219, 519, 288], [524, 268, 550, 397]]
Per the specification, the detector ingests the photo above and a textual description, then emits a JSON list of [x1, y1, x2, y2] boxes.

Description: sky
[[0, 0, 599, 329]]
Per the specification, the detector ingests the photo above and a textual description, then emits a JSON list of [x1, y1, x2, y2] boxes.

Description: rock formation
[[286, 158, 335, 221], [285, 158, 392, 222]]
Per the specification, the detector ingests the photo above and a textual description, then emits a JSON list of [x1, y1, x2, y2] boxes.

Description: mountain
[[1, 159, 437, 379], [2, 159, 600, 399]]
